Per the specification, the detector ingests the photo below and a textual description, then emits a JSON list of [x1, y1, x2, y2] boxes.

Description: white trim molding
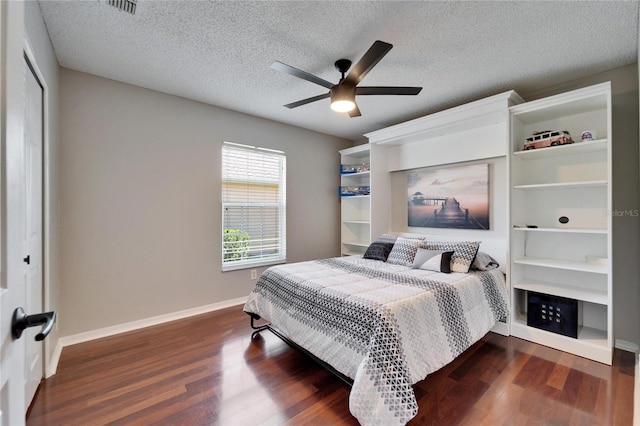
[[45, 341, 63, 378], [365, 90, 524, 147], [635, 351, 639, 426], [612, 340, 639, 425], [47, 297, 248, 376], [615, 339, 640, 353]]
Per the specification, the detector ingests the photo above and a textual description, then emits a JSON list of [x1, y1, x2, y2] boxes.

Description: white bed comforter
[[243, 256, 508, 425]]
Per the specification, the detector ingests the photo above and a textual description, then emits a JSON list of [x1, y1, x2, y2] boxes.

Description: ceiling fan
[[270, 40, 422, 117]]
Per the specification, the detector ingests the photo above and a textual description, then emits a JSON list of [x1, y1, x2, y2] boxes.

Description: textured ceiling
[[39, 1, 639, 141]]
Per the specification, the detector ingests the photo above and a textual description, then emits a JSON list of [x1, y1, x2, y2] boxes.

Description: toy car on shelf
[[523, 130, 573, 150]]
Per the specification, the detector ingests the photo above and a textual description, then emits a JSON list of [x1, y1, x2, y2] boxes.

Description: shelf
[[509, 83, 609, 123], [513, 279, 607, 304], [340, 195, 370, 199], [513, 227, 607, 234], [510, 320, 611, 364], [513, 180, 607, 190], [513, 257, 607, 274], [508, 82, 612, 366], [512, 317, 608, 345], [340, 144, 370, 261], [342, 241, 370, 248], [513, 139, 607, 160], [340, 170, 370, 177], [339, 144, 370, 159]]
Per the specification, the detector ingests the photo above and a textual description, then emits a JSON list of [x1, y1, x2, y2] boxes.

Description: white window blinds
[[222, 142, 286, 270]]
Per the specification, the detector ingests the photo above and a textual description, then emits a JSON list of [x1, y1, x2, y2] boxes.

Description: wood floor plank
[[27, 305, 635, 425], [546, 352, 573, 390]]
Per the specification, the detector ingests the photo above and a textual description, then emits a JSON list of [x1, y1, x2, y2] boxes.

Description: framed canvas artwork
[[407, 163, 489, 230]]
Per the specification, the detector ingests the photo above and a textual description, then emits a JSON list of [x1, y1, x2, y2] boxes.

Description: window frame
[[221, 141, 286, 271]]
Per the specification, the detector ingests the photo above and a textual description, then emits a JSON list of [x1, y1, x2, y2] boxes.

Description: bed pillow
[[470, 251, 500, 271], [421, 241, 480, 273], [411, 248, 454, 273], [386, 236, 424, 266], [372, 233, 398, 245], [363, 242, 395, 262]]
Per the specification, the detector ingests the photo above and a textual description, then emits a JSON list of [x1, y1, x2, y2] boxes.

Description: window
[[221, 142, 286, 270]]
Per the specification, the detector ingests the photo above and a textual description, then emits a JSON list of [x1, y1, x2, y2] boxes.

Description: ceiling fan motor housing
[[330, 84, 356, 111]]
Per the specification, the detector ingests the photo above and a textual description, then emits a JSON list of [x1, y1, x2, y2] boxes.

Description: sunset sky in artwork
[[407, 163, 489, 207]]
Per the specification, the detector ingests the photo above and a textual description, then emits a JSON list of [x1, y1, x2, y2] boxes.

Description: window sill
[[222, 259, 286, 272]]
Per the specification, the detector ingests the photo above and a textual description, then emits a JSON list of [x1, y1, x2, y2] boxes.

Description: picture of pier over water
[[408, 163, 489, 230]]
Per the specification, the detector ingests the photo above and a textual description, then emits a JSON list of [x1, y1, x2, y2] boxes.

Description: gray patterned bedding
[[243, 256, 508, 425]]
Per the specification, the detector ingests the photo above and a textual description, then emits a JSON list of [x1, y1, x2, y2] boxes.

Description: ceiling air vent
[[107, 0, 137, 15]]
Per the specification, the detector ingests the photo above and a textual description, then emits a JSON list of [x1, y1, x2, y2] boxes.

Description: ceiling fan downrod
[[334, 59, 352, 83]]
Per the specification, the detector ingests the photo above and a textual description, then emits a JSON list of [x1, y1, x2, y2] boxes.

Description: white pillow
[[411, 248, 453, 273]]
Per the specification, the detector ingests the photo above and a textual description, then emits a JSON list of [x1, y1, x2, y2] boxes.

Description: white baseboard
[[615, 339, 640, 354], [50, 297, 248, 375], [616, 338, 638, 425], [634, 352, 639, 426], [45, 340, 64, 378], [491, 320, 509, 336]]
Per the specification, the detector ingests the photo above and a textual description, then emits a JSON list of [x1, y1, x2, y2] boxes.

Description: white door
[[0, 1, 28, 424], [23, 56, 44, 406]]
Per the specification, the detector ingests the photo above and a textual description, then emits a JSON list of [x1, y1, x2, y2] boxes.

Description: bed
[[243, 235, 509, 425]]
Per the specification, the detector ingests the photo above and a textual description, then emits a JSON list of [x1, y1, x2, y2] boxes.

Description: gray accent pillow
[[386, 236, 424, 266], [470, 251, 500, 271]]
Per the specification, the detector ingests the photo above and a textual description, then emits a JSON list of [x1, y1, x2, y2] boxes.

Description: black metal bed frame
[[248, 312, 354, 386]]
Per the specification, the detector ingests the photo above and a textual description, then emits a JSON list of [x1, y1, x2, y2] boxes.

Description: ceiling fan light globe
[[330, 84, 356, 112], [331, 99, 356, 112]]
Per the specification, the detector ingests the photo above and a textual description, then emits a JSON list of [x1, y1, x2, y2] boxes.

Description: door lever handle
[[11, 307, 57, 341], [23, 255, 30, 265]]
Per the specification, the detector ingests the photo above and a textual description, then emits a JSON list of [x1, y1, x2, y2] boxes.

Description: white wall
[[58, 69, 351, 336], [24, 1, 61, 376], [366, 98, 513, 263], [383, 121, 509, 246]]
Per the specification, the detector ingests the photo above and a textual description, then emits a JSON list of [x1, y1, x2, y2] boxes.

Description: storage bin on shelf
[[527, 291, 579, 338]]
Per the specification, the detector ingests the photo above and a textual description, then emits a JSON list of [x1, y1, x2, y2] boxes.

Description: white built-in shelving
[[509, 82, 612, 364], [339, 145, 371, 256]]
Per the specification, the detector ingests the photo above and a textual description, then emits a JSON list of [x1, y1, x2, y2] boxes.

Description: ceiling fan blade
[[283, 92, 330, 109], [348, 103, 361, 118], [344, 40, 393, 87], [356, 86, 422, 96], [270, 61, 334, 89]]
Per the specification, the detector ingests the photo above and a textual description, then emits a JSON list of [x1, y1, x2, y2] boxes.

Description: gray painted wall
[[58, 68, 351, 335]]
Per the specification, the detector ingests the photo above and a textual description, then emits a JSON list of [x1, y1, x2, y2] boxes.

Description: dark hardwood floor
[[27, 305, 635, 425]]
